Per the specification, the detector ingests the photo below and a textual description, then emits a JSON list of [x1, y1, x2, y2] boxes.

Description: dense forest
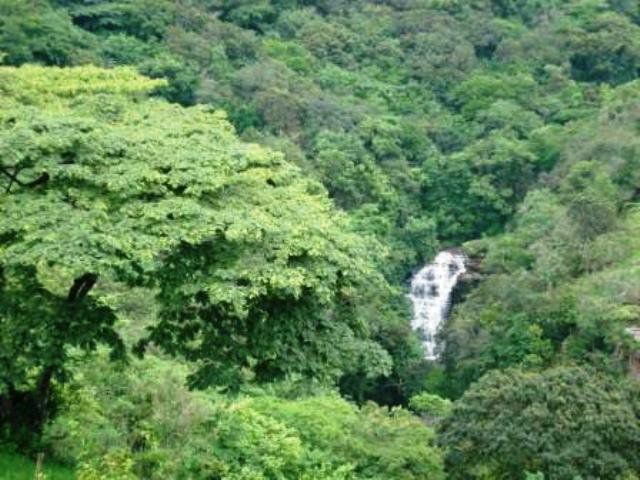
[[1, 0, 639, 478]]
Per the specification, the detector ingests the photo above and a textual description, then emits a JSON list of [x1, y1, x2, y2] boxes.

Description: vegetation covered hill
[[1, 0, 639, 479]]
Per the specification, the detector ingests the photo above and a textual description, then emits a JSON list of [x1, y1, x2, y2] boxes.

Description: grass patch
[[0, 451, 74, 480]]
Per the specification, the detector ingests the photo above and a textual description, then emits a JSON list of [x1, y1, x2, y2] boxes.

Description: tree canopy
[[1, 1, 640, 478], [440, 367, 640, 479], [0, 65, 392, 430]]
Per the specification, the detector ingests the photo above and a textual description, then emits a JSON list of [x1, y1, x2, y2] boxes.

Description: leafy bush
[[45, 355, 445, 479], [408, 392, 452, 422], [439, 367, 640, 479]]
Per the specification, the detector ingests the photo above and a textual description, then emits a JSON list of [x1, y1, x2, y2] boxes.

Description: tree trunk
[[35, 366, 55, 427]]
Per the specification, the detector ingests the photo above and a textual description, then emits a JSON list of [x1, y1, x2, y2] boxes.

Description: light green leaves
[[0, 65, 391, 394]]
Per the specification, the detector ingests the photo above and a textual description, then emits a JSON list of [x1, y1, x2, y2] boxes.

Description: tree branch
[[67, 273, 98, 302], [24, 172, 50, 188], [0, 166, 16, 193], [0, 166, 49, 192], [35, 365, 55, 424]]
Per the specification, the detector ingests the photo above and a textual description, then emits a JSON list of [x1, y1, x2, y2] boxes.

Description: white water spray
[[409, 251, 466, 360]]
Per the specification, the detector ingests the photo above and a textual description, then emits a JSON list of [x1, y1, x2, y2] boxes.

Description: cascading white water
[[409, 251, 466, 360]]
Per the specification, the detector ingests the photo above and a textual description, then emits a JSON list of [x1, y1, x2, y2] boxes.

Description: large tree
[[439, 367, 640, 479], [0, 65, 391, 433]]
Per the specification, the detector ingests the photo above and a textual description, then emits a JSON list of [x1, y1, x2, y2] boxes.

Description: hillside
[[1, 1, 639, 479]]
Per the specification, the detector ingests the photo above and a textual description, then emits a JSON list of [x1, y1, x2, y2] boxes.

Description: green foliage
[[310, 130, 392, 209], [44, 354, 445, 479], [76, 451, 136, 480], [0, 0, 97, 66], [568, 12, 640, 84], [137, 53, 199, 105], [561, 160, 619, 240], [452, 72, 537, 119], [408, 392, 452, 425], [250, 394, 445, 479], [421, 131, 543, 239], [0, 451, 74, 480], [56, 0, 176, 41], [0, 65, 393, 434], [3, 0, 640, 477], [222, 1, 278, 32], [439, 367, 640, 479], [13, 0, 615, 294], [441, 82, 640, 397], [262, 38, 316, 73]]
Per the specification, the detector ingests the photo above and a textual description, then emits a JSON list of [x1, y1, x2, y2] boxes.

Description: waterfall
[[409, 250, 466, 360]]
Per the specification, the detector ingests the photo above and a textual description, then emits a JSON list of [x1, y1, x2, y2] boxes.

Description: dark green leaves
[[440, 367, 640, 479]]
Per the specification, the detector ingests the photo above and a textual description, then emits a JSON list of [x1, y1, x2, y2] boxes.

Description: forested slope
[[1, 1, 639, 479]]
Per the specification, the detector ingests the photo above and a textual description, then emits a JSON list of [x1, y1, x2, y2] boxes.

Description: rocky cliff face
[[450, 252, 484, 308]]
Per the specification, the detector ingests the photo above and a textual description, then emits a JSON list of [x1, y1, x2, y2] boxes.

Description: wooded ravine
[[1, 1, 640, 479]]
